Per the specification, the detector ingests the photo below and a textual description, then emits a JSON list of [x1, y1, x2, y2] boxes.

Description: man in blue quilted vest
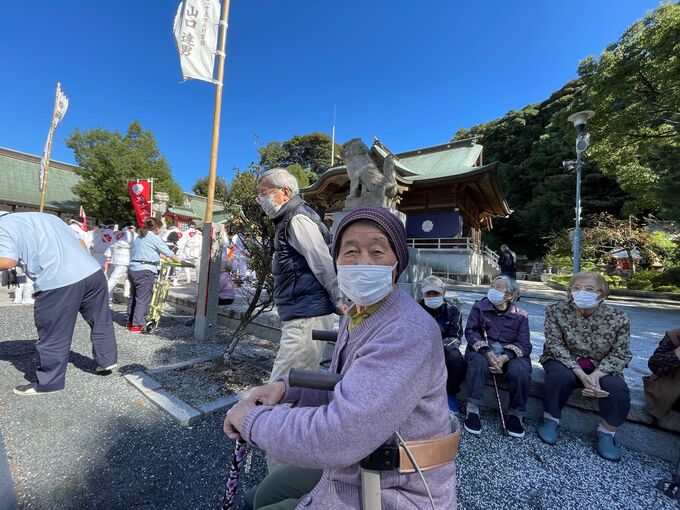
[[257, 168, 340, 383]]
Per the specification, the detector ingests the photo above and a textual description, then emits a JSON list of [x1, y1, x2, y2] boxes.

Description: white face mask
[[572, 290, 600, 309], [487, 288, 507, 305], [424, 296, 444, 309], [337, 263, 397, 306], [256, 194, 282, 218]]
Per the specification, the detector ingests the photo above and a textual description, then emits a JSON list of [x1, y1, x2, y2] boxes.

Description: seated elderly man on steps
[[538, 271, 632, 462], [223, 207, 457, 510], [463, 275, 531, 438]]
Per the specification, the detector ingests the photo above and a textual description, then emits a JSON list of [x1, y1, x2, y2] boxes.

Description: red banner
[[127, 180, 152, 227]]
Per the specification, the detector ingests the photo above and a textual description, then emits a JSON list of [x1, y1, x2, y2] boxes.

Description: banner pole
[[195, 0, 231, 342], [39, 82, 60, 213]]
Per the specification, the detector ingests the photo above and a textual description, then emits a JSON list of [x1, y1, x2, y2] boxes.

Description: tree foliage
[[220, 164, 276, 360], [258, 132, 342, 177], [67, 121, 185, 223], [454, 83, 630, 258], [191, 175, 228, 202], [575, 2, 680, 219]]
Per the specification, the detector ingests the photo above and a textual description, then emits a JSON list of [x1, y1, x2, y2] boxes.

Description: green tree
[[454, 83, 630, 258], [258, 132, 342, 175], [67, 121, 185, 223], [286, 163, 317, 187], [575, 2, 680, 219], [220, 164, 276, 361], [191, 175, 228, 202]]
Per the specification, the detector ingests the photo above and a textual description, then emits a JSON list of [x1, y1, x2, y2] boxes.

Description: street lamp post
[[566, 110, 595, 274]]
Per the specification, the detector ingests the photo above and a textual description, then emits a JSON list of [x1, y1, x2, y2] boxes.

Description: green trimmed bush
[[626, 270, 657, 290], [655, 285, 680, 293]]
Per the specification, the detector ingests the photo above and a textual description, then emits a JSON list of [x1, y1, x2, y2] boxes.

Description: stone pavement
[[0, 285, 679, 509]]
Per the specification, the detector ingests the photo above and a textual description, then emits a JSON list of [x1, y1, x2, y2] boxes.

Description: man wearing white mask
[[256, 168, 340, 383], [418, 275, 464, 413]]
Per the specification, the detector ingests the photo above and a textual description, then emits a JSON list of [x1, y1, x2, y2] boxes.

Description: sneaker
[[95, 364, 117, 375], [464, 412, 481, 435], [537, 419, 559, 445], [129, 326, 143, 333], [596, 431, 621, 462], [506, 415, 525, 438], [447, 395, 459, 413], [13, 383, 57, 396], [125, 321, 132, 329]]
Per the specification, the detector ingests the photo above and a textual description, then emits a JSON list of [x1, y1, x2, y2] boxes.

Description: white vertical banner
[[173, 0, 221, 83], [53, 89, 69, 128]]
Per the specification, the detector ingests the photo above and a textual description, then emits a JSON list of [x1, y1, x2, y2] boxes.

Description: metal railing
[[406, 237, 474, 251]]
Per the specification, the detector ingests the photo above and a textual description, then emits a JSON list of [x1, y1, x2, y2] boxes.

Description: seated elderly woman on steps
[[463, 275, 531, 438], [222, 207, 457, 510], [644, 327, 680, 421], [538, 271, 632, 462]]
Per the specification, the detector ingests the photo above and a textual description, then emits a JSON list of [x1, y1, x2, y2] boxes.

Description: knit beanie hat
[[332, 207, 409, 276]]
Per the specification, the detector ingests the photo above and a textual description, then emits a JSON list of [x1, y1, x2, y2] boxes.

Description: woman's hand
[[486, 351, 502, 373], [243, 382, 286, 406], [574, 368, 609, 398], [223, 399, 257, 440]]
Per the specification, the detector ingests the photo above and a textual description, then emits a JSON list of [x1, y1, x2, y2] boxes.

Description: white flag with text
[[173, 0, 221, 83], [53, 89, 69, 128], [39, 133, 49, 191]]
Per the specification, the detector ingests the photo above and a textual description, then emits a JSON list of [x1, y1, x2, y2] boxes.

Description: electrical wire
[[394, 431, 436, 510]]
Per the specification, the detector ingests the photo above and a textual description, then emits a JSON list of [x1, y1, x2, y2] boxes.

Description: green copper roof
[[166, 193, 228, 223], [0, 148, 80, 212], [395, 141, 483, 181]]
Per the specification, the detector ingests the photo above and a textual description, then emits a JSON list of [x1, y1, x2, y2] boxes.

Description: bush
[[657, 265, 680, 287], [655, 285, 680, 293], [626, 270, 657, 290]]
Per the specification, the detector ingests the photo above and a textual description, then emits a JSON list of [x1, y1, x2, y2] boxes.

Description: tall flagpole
[[195, 0, 231, 341], [330, 105, 336, 167], [39, 82, 61, 213]]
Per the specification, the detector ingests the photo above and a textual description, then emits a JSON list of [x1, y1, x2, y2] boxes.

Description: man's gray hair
[[492, 275, 520, 302], [259, 168, 299, 196]]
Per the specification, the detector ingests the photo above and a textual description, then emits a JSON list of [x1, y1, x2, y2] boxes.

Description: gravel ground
[[0, 296, 678, 509]]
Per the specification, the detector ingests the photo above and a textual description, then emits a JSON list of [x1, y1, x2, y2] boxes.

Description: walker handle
[[289, 369, 342, 391], [311, 330, 338, 342]]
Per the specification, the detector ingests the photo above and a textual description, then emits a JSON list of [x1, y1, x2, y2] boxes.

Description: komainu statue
[[342, 138, 398, 209]]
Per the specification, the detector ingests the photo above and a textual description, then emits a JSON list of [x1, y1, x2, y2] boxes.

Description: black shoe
[[464, 412, 481, 435], [95, 364, 117, 375], [506, 415, 525, 438]]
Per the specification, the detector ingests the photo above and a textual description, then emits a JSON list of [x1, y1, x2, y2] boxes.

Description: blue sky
[[0, 0, 662, 192]]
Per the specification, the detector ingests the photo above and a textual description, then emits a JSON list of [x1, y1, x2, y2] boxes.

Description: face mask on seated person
[[571, 290, 600, 309], [487, 288, 507, 305], [424, 296, 444, 309], [337, 263, 397, 306]]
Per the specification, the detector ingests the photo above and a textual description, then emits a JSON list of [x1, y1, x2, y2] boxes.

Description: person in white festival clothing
[[162, 223, 186, 285], [107, 223, 136, 301], [182, 222, 202, 284], [69, 218, 92, 250], [91, 219, 116, 271]]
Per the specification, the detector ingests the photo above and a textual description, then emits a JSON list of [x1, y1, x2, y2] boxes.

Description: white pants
[[107, 264, 130, 299], [269, 313, 335, 383], [185, 259, 200, 283], [14, 280, 35, 304]]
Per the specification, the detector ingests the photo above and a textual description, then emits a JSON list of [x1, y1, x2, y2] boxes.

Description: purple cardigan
[[240, 289, 457, 509], [464, 297, 531, 365]]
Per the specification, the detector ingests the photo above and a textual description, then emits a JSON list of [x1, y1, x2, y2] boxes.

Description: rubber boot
[[447, 394, 459, 413], [596, 431, 621, 462], [537, 419, 559, 445]]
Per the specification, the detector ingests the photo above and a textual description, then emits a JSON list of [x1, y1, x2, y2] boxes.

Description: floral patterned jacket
[[540, 300, 632, 375]]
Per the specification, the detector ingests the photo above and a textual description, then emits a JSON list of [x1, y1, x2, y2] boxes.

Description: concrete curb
[[124, 355, 263, 427]]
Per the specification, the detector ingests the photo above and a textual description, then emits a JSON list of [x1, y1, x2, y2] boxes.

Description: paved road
[[0, 286, 678, 509]]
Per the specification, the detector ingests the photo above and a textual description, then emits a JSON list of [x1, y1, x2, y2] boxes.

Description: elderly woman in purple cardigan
[[463, 275, 531, 438], [223, 207, 457, 510]]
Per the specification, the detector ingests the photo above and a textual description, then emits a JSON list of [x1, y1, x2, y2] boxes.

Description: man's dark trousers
[[33, 270, 117, 392]]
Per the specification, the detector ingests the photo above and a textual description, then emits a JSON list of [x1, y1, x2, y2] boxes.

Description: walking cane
[[221, 438, 249, 510], [491, 374, 508, 436]]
